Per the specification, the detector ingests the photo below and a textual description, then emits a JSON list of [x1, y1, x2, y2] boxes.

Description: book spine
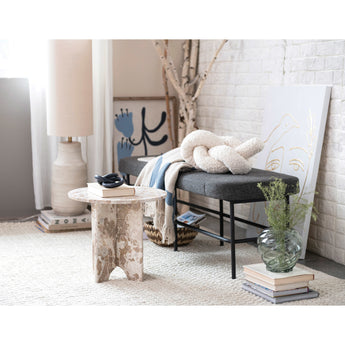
[[242, 283, 275, 303], [245, 280, 309, 297], [103, 190, 135, 197], [88, 183, 135, 195], [245, 275, 309, 291], [38, 216, 91, 231], [88, 187, 135, 198], [37, 219, 59, 233], [40, 213, 52, 224], [35, 221, 47, 233], [87, 189, 102, 197], [274, 290, 319, 304], [243, 268, 314, 285], [243, 283, 319, 304], [37, 217, 50, 229], [41, 213, 90, 225]]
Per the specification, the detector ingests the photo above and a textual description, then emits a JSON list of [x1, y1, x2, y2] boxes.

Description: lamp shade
[[47, 40, 93, 137]]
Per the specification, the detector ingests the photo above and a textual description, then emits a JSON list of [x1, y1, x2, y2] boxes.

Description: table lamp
[[47, 40, 93, 216]]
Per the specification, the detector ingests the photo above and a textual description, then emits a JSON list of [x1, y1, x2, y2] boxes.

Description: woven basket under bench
[[144, 221, 198, 247]]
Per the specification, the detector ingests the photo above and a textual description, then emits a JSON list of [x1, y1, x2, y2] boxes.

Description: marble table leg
[[91, 202, 143, 283]]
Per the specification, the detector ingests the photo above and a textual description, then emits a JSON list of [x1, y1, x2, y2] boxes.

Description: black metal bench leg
[[230, 202, 236, 279], [173, 187, 178, 252], [219, 199, 224, 246]]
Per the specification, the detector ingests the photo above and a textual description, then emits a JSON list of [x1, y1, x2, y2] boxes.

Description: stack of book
[[36, 209, 91, 233], [242, 263, 319, 304], [87, 182, 135, 197]]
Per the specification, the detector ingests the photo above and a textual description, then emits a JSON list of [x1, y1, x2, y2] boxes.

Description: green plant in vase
[[257, 178, 317, 273]]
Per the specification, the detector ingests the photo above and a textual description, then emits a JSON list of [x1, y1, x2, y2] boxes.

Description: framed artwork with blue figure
[[113, 96, 177, 173]]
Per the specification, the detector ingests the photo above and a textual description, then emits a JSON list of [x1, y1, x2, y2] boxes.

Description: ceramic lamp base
[[51, 141, 87, 216]]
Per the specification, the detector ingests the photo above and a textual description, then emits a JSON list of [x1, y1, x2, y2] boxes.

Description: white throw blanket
[[181, 129, 264, 174], [136, 130, 264, 243], [135, 148, 192, 244]]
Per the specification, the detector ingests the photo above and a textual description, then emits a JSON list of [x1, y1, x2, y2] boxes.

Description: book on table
[[87, 182, 135, 198], [242, 282, 319, 304]]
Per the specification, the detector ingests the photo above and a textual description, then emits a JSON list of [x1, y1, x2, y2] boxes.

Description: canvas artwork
[[113, 97, 176, 173], [250, 86, 331, 258]]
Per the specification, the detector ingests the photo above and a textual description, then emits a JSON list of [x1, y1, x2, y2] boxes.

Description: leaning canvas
[[251, 86, 331, 258]]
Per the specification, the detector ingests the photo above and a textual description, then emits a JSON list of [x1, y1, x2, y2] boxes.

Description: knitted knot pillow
[[181, 130, 264, 174]]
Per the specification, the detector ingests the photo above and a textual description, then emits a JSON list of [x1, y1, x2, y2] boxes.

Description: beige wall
[[112, 39, 184, 98]]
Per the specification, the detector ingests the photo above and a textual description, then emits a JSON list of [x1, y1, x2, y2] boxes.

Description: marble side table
[[68, 187, 166, 283]]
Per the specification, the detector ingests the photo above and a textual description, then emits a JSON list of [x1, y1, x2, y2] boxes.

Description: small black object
[[94, 173, 124, 188]]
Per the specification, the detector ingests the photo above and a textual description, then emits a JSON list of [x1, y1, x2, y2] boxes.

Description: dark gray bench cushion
[[119, 156, 299, 203], [119, 156, 154, 177], [175, 169, 298, 203]]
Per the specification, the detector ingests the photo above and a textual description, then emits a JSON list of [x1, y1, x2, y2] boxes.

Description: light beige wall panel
[[113, 39, 184, 98]]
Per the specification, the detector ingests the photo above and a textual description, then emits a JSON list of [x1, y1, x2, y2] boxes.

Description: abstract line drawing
[[113, 97, 175, 174], [129, 107, 168, 156], [264, 113, 300, 172], [252, 111, 315, 226], [249, 86, 331, 259]]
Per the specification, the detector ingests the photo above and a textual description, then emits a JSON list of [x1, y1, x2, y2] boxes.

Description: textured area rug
[[0, 221, 344, 305]]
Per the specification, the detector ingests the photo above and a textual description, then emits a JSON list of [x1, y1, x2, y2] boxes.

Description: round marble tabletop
[[68, 186, 167, 205]]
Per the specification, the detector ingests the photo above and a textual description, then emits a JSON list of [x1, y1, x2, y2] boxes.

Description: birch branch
[[187, 40, 199, 95], [153, 40, 187, 103], [181, 40, 191, 94], [178, 102, 188, 146], [161, 39, 174, 147], [162, 39, 181, 90], [192, 39, 228, 101], [189, 74, 200, 87]]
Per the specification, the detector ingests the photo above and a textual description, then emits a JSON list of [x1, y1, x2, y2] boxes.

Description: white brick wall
[[196, 39, 345, 266]]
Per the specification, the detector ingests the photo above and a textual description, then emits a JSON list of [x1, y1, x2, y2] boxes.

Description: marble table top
[[68, 186, 167, 205]]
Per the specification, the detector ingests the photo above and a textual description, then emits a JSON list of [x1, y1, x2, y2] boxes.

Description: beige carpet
[[0, 221, 344, 305]]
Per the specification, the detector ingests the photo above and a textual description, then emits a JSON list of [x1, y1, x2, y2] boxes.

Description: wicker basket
[[144, 221, 198, 247]]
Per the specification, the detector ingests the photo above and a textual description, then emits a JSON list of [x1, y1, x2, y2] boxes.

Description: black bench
[[119, 156, 299, 279]]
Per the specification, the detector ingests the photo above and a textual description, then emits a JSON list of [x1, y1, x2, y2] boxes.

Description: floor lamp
[[46, 40, 93, 216]]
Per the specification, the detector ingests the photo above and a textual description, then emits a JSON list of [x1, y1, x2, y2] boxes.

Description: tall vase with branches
[[153, 39, 228, 146]]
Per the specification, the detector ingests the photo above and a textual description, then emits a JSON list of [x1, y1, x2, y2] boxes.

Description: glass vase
[[257, 228, 302, 273]]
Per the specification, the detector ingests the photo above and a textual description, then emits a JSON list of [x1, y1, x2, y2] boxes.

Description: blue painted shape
[[115, 110, 134, 138], [149, 155, 163, 187], [166, 191, 173, 207], [148, 153, 174, 207], [117, 140, 134, 171], [149, 155, 171, 191], [154, 162, 171, 190]]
